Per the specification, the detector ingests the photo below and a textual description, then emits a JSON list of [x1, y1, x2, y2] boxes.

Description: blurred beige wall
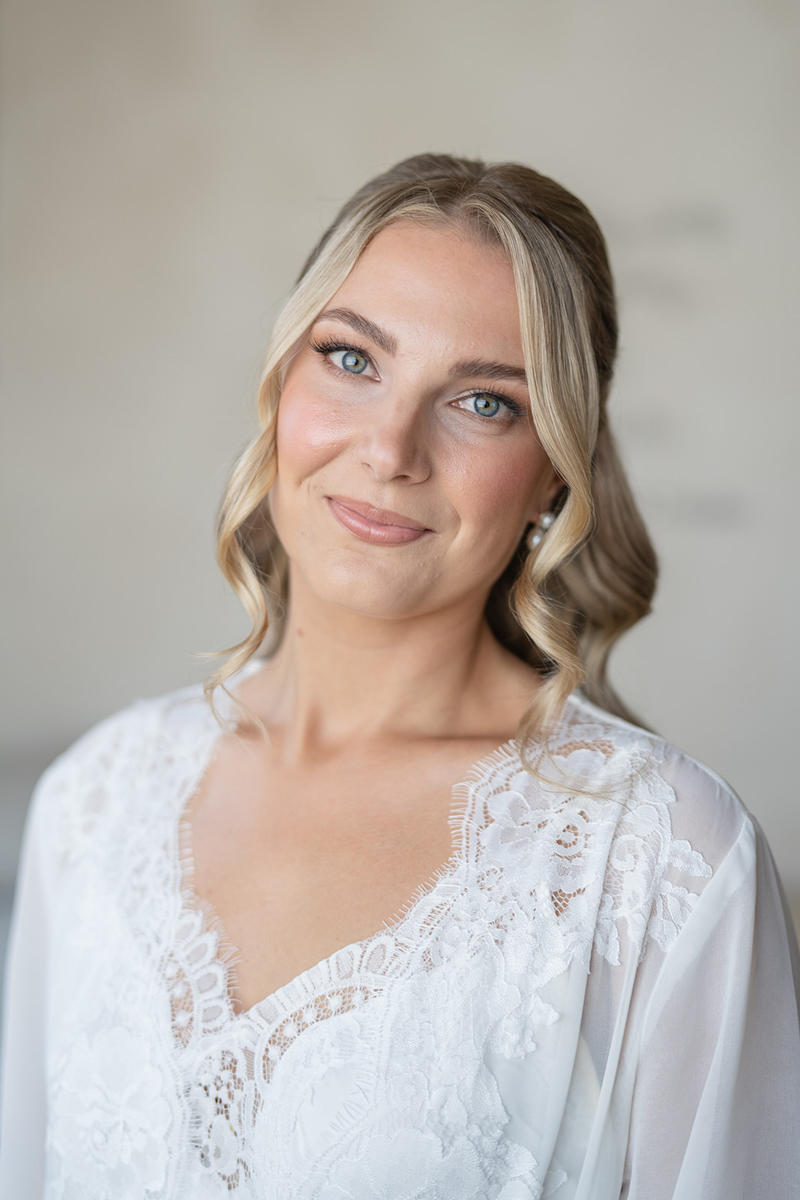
[[2, 0, 799, 906]]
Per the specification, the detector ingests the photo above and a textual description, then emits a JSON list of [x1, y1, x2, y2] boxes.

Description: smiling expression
[[269, 220, 560, 621]]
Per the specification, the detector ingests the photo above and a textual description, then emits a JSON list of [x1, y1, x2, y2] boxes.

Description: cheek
[[275, 383, 349, 482], [450, 439, 550, 540]]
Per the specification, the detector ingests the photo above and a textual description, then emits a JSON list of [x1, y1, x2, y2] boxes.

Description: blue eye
[[470, 393, 502, 418], [453, 391, 522, 423], [311, 339, 377, 377], [334, 349, 370, 374]]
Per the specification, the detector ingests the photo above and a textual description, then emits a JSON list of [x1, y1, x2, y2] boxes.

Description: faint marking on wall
[[606, 203, 729, 246], [606, 202, 730, 311], [642, 490, 748, 530]]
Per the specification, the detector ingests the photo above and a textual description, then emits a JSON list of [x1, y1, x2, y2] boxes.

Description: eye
[[455, 392, 520, 421], [311, 339, 379, 379], [335, 348, 370, 374], [471, 394, 501, 418], [330, 347, 371, 374]]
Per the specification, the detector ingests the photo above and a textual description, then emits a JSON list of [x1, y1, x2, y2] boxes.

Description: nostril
[[356, 425, 430, 485]]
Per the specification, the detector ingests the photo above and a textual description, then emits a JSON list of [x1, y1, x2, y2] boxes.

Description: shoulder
[[562, 692, 752, 869], [37, 681, 211, 793], [553, 695, 762, 959], [27, 682, 216, 868]]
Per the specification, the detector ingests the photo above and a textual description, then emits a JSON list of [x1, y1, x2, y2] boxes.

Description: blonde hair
[[209, 154, 657, 743]]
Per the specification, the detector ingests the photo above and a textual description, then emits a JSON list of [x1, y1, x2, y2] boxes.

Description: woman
[[1, 154, 798, 1198]]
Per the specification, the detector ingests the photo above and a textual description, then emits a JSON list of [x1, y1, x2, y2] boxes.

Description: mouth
[[326, 495, 432, 546]]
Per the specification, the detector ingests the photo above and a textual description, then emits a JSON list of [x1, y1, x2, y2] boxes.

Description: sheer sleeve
[[623, 814, 800, 1199], [0, 778, 51, 1196]]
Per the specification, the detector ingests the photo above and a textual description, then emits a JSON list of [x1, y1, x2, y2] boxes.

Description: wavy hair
[[208, 154, 657, 744]]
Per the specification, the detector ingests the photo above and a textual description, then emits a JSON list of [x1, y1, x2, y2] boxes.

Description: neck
[[243, 568, 528, 760]]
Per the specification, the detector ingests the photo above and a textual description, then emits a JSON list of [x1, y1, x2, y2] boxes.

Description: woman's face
[[270, 220, 560, 622]]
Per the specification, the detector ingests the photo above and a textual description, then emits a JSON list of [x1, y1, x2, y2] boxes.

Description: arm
[[0, 782, 52, 1197], [624, 817, 800, 1199]]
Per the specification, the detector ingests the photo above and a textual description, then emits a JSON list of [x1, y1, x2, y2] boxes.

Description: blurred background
[[2, 0, 799, 991]]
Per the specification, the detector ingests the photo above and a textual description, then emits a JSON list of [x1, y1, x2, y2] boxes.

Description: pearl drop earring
[[526, 510, 556, 551]]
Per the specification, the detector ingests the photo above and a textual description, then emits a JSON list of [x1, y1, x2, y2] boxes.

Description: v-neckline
[[170, 684, 526, 1036]]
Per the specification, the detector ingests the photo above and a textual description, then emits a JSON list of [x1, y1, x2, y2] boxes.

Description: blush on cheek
[[462, 445, 551, 531], [275, 390, 349, 480]]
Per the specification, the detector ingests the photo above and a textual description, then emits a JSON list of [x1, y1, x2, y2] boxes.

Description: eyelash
[[310, 337, 523, 421], [311, 338, 369, 363]]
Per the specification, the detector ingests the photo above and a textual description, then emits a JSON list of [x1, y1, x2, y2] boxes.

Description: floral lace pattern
[[37, 686, 716, 1199], [49, 1028, 172, 1194]]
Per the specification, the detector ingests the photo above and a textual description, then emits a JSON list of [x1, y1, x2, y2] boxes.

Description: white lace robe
[[1, 684, 798, 1199]]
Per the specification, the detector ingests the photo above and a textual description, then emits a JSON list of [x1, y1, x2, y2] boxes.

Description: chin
[[301, 552, 444, 621]]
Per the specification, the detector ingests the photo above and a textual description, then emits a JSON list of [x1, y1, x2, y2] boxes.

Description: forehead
[[327, 220, 523, 361]]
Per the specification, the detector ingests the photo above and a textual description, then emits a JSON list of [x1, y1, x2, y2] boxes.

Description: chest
[[186, 735, 503, 1011]]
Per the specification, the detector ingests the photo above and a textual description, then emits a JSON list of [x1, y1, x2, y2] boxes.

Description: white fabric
[[1, 682, 799, 1199]]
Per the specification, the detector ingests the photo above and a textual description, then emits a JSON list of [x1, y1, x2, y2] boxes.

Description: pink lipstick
[[326, 495, 431, 546]]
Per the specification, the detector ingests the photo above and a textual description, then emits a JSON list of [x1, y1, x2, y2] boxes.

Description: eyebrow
[[315, 308, 398, 355], [450, 358, 528, 384], [314, 308, 528, 385]]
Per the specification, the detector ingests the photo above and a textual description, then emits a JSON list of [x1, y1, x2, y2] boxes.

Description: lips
[[326, 495, 432, 546]]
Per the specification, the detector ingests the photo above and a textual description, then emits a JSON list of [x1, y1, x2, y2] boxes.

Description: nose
[[356, 394, 432, 485]]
